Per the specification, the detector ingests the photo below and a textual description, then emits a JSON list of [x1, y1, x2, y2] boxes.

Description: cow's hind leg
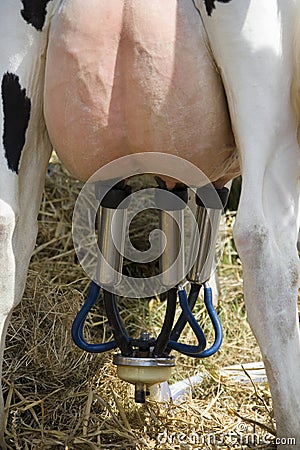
[[198, 1, 300, 447], [234, 139, 300, 447], [0, 3, 54, 447]]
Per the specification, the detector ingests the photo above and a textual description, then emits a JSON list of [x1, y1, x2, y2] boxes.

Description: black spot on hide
[[1, 73, 31, 174], [204, 0, 232, 16], [20, 0, 53, 30]]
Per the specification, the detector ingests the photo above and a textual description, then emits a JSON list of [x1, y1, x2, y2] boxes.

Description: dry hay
[[3, 163, 276, 449]]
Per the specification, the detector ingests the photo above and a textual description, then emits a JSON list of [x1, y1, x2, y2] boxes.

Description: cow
[[0, 1, 299, 449]]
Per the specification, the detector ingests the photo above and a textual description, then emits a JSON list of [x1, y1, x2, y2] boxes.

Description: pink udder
[[44, 0, 239, 186]]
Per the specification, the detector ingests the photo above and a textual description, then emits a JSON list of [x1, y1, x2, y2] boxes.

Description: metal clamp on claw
[[72, 180, 229, 402]]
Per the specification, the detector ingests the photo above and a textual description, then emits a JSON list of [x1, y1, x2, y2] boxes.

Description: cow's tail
[[291, 1, 300, 126]]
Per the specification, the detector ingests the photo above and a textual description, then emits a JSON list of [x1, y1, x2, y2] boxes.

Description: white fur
[[0, 4, 54, 448], [196, 1, 300, 448], [0, 1, 300, 449]]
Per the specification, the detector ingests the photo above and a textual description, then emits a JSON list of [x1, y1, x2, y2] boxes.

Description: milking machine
[[72, 178, 229, 403]]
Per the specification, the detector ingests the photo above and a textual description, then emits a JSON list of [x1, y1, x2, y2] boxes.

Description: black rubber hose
[[165, 284, 201, 355], [168, 286, 207, 355], [103, 289, 133, 356], [153, 288, 177, 357]]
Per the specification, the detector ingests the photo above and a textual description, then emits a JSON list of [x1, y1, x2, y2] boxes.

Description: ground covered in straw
[[3, 164, 276, 449]]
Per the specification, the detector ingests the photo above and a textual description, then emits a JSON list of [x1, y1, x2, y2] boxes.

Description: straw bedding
[[3, 162, 276, 449]]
